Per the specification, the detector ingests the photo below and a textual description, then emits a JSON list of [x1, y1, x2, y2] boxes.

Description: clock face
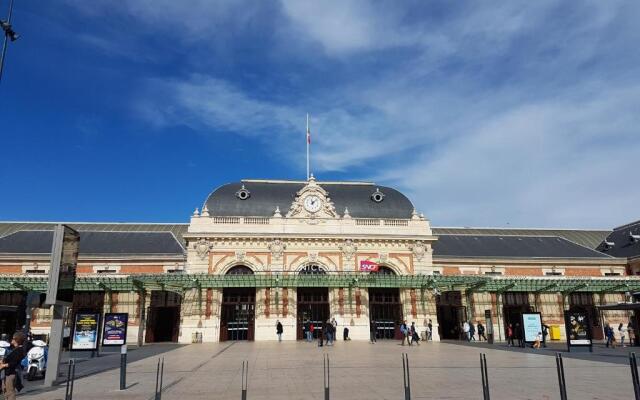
[[304, 195, 322, 213]]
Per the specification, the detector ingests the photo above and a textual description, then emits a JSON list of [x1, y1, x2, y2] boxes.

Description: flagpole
[[306, 113, 310, 180]]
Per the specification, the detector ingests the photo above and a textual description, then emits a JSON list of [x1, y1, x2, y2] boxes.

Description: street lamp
[[0, 0, 19, 85]]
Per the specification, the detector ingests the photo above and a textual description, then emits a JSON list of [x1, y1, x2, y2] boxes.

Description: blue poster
[[522, 313, 542, 342], [72, 313, 100, 350], [102, 313, 128, 346]]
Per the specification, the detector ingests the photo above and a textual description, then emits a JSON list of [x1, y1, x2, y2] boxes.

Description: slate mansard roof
[[433, 235, 613, 260], [203, 180, 415, 219], [597, 219, 640, 259], [0, 230, 185, 257]]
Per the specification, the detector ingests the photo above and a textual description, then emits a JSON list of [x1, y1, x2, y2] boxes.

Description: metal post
[[154, 357, 163, 400], [45, 303, 66, 387], [159, 357, 164, 400], [65, 359, 76, 400], [324, 354, 330, 400], [119, 344, 127, 390], [402, 353, 411, 400], [556, 353, 567, 400], [480, 353, 490, 400], [630, 353, 640, 400], [241, 360, 249, 400]]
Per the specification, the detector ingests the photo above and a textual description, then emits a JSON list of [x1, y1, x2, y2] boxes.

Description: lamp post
[[0, 0, 19, 85]]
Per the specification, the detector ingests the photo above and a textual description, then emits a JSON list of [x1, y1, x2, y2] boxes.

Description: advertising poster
[[360, 260, 379, 272], [71, 312, 100, 350], [521, 313, 542, 343], [564, 311, 592, 347], [102, 313, 128, 346]]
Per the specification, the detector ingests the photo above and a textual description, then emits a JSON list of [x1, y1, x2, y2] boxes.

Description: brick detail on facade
[[265, 288, 271, 318], [282, 288, 288, 318], [564, 268, 601, 277], [505, 267, 543, 276], [443, 266, 460, 275], [410, 289, 417, 318], [205, 289, 213, 319], [0, 265, 21, 274]]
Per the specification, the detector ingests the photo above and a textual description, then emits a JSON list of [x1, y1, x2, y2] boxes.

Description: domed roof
[[203, 180, 415, 219]]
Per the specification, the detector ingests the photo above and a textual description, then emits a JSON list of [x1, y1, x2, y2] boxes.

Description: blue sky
[[1, 1, 639, 228]]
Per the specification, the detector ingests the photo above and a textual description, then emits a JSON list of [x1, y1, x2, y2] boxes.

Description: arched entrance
[[0, 292, 26, 337], [296, 265, 330, 340], [220, 266, 255, 341], [146, 291, 182, 343], [436, 291, 467, 339], [369, 266, 403, 339]]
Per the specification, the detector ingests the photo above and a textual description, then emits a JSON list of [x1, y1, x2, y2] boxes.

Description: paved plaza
[[18, 340, 640, 400]]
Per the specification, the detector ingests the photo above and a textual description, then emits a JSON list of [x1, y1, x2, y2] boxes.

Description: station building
[[0, 177, 639, 345]]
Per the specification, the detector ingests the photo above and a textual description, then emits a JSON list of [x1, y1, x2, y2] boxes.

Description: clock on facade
[[303, 195, 322, 213]]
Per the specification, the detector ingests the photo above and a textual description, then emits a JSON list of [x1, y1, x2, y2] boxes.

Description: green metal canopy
[[1, 274, 640, 293]]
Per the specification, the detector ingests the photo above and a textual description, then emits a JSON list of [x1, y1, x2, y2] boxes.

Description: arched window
[[299, 264, 326, 275], [372, 265, 396, 275], [226, 265, 254, 275]]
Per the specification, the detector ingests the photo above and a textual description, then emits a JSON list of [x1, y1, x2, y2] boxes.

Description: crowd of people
[[0, 331, 28, 400], [604, 322, 635, 348]]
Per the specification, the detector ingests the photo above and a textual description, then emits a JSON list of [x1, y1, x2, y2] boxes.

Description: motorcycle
[[24, 340, 48, 381], [0, 340, 11, 358]]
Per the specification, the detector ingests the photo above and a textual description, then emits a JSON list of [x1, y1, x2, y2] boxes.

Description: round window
[[236, 185, 251, 200], [371, 188, 385, 203]]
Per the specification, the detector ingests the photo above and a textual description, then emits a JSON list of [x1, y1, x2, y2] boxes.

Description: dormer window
[[371, 188, 385, 203], [236, 185, 251, 200]]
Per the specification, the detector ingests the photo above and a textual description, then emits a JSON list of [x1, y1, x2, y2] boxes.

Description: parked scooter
[[0, 339, 11, 358], [24, 340, 48, 380]]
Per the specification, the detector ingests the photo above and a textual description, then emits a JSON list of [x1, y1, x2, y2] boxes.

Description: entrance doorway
[[0, 292, 26, 336], [502, 292, 532, 339], [436, 291, 466, 339], [369, 288, 403, 339], [297, 288, 329, 340], [145, 291, 182, 343], [220, 265, 255, 341], [569, 293, 603, 340]]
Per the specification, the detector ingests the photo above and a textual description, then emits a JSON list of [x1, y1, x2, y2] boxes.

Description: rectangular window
[[604, 272, 621, 276], [545, 272, 563, 276], [25, 269, 46, 274], [484, 271, 503, 276]]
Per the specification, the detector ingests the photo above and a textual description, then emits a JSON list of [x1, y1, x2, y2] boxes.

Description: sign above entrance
[[360, 260, 379, 272]]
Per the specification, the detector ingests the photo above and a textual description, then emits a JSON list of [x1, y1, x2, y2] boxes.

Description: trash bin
[[549, 325, 561, 340]]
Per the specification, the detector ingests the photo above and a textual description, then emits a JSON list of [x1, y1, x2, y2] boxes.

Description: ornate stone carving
[[286, 176, 338, 219], [268, 239, 286, 259], [235, 250, 246, 262], [308, 251, 318, 262], [411, 242, 427, 261], [378, 252, 388, 263], [194, 239, 211, 260], [341, 239, 357, 260]]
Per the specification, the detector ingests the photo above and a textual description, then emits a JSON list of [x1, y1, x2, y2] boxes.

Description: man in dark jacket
[[0, 332, 26, 400], [370, 320, 377, 343]]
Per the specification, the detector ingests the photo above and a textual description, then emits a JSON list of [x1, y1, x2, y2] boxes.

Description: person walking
[[411, 322, 420, 345], [309, 322, 315, 342], [619, 323, 628, 347], [533, 331, 542, 349], [542, 323, 549, 348], [305, 320, 312, 342], [343, 326, 350, 341], [324, 319, 333, 346], [515, 323, 524, 347], [276, 320, 283, 342], [400, 321, 408, 345], [605, 323, 612, 348], [507, 323, 514, 346], [427, 319, 433, 341], [463, 321, 470, 342], [469, 321, 476, 341], [477, 321, 486, 341], [370, 320, 377, 343], [0, 332, 26, 400], [318, 323, 324, 347]]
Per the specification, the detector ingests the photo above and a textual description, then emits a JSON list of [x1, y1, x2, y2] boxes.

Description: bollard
[[65, 359, 76, 400], [480, 353, 490, 400], [630, 353, 640, 400], [402, 353, 411, 400], [154, 357, 165, 400], [120, 344, 127, 390], [324, 354, 330, 400], [241, 360, 249, 400], [555, 353, 567, 400]]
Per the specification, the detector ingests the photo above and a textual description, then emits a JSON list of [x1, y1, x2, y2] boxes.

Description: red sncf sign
[[359, 260, 379, 272]]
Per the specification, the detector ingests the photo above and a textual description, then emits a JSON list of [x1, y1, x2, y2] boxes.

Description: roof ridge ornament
[[193, 207, 200, 217], [343, 207, 351, 219], [411, 209, 419, 220], [273, 206, 282, 218], [201, 204, 210, 217]]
